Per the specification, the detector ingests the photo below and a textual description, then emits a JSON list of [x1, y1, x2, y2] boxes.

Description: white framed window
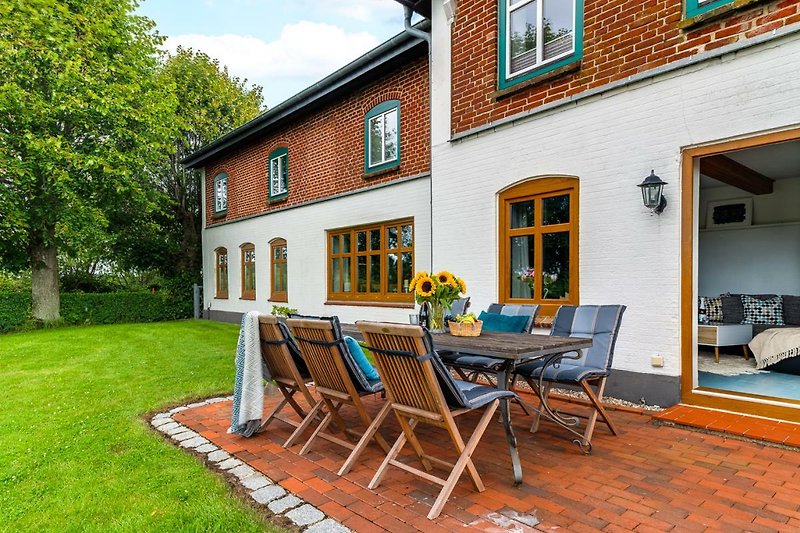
[[213, 173, 228, 214], [268, 148, 288, 199], [504, 0, 577, 81], [366, 101, 400, 171]]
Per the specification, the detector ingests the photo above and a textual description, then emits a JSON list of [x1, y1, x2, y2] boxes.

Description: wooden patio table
[[341, 325, 592, 485]]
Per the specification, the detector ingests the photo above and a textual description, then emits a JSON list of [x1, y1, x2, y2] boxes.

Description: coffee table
[[698, 323, 754, 363]]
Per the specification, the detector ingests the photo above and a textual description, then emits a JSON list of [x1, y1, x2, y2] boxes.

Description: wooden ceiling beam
[[699, 154, 774, 195]]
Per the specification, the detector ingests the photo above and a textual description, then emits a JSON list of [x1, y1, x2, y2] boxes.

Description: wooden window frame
[[498, 177, 579, 317], [326, 218, 414, 305], [240, 242, 256, 300], [213, 173, 228, 216], [269, 238, 288, 303], [215, 247, 229, 299], [268, 147, 288, 200]]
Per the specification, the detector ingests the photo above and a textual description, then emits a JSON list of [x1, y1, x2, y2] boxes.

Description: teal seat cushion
[[344, 336, 379, 381], [478, 311, 529, 333]]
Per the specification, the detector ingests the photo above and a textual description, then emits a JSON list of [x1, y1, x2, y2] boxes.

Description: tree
[[0, 0, 173, 320], [112, 47, 263, 285]]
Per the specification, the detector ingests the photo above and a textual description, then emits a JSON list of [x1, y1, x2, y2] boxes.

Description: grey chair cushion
[[550, 305, 627, 370], [783, 295, 800, 326], [515, 360, 608, 384]]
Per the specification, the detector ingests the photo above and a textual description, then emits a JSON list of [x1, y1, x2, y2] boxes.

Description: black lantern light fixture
[[638, 170, 667, 215]]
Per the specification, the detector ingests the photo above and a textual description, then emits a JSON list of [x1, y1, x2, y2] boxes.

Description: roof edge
[[182, 19, 430, 169]]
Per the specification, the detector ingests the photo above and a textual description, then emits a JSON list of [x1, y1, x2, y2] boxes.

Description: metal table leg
[[496, 364, 522, 485]]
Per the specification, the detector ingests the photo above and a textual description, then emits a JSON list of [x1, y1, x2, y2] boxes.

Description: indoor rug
[[697, 350, 766, 376]]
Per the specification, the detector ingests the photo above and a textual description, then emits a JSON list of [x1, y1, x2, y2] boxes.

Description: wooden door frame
[[680, 126, 800, 421]]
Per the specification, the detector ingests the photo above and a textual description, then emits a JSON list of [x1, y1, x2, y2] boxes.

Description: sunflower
[[456, 277, 467, 294], [414, 275, 436, 298], [435, 270, 457, 288], [408, 271, 428, 291]]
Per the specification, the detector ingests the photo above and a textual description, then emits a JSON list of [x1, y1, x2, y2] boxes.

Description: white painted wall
[[699, 176, 800, 296], [428, 20, 800, 379], [201, 178, 431, 324]]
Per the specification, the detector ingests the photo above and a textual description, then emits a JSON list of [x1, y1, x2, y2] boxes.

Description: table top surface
[[340, 324, 592, 361]]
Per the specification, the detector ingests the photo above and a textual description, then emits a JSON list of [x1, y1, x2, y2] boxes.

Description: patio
[[171, 387, 800, 532]]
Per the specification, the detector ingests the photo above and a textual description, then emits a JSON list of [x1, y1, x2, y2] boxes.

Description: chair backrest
[[258, 315, 306, 384], [550, 305, 627, 370], [286, 316, 374, 395], [449, 297, 471, 318], [357, 321, 471, 411], [486, 303, 540, 333]]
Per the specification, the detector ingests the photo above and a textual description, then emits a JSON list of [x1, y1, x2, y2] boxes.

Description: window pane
[[510, 1, 537, 73], [369, 116, 383, 166], [280, 154, 288, 193], [270, 158, 280, 196], [331, 235, 340, 254], [369, 255, 381, 293], [342, 234, 351, 253], [542, 232, 569, 300], [280, 263, 287, 292], [543, 0, 574, 61], [273, 246, 280, 260], [282, 247, 287, 260], [383, 109, 398, 162], [342, 257, 351, 292], [510, 235, 535, 299], [357, 231, 367, 252], [542, 194, 569, 225], [401, 252, 412, 293], [401, 224, 413, 247], [357, 256, 367, 292], [220, 268, 228, 292], [387, 253, 398, 293], [510, 200, 535, 228], [370, 229, 381, 251], [332, 258, 341, 293], [273, 263, 280, 291], [245, 265, 255, 291], [387, 226, 398, 249]]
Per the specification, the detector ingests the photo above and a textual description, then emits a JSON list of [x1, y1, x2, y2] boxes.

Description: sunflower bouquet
[[408, 270, 467, 331]]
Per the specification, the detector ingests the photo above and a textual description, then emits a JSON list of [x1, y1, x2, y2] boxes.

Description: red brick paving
[[174, 390, 800, 532]]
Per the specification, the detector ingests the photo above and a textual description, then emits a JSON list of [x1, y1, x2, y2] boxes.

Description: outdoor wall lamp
[[638, 170, 668, 215]]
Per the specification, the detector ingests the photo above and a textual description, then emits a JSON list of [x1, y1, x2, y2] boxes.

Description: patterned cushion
[[741, 295, 785, 325], [704, 297, 723, 322]]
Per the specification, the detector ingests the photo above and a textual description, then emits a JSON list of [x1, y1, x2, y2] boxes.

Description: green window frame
[[364, 100, 400, 174], [685, 0, 732, 18], [213, 172, 228, 215], [268, 148, 288, 200], [498, 0, 584, 91]]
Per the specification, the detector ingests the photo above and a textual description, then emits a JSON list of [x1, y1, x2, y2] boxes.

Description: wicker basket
[[449, 320, 483, 337]]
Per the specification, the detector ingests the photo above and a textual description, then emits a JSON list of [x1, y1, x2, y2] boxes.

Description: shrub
[[0, 292, 31, 333]]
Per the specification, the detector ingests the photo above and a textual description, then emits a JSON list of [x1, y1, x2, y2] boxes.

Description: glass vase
[[429, 302, 446, 333]]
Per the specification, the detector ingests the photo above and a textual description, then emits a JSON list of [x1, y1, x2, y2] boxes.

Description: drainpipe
[[402, 5, 434, 273]]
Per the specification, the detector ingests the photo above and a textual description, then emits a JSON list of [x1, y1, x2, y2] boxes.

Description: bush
[[0, 291, 192, 333]]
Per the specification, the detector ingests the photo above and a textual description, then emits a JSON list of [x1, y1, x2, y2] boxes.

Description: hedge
[[0, 291, 191, 333]]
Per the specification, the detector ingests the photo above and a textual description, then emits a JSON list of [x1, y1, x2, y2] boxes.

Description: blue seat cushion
[[443, 353, 504, 370], [478, 311, 529, 333], [344, 336, 379, 381], [454, 380, 516, 409], [515, 358, 608, 384]]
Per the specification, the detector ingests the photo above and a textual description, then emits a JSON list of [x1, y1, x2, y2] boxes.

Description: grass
[[0, 320, 282, 533]]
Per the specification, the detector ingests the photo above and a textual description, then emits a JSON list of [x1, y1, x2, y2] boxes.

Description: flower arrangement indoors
[[409, 270, 467, 332]]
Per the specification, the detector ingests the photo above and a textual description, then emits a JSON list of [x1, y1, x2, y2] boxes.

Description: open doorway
[[682, 129, 800, 418]]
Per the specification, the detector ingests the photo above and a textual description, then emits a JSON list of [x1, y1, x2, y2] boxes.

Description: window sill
[[325, 300, 415, 309], [493, 60, 581, 102], [240, 296, 255, 301], [268, 298, 288, 303], [268, 194, 288, 205], [215, 295, 229, 300], [212, 210, 227, 219], [363, 164, 400, 179], [679, 0, 768, 30]]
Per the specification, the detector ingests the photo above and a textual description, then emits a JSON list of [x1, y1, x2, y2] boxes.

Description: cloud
[[325, 0, 401, 22], [163, 21, 381, 96]]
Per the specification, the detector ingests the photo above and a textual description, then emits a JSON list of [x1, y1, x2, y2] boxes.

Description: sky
[[136, 0, 417, 108]]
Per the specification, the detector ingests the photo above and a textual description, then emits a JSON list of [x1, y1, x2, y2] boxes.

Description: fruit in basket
[[456, 313, 477, 325]]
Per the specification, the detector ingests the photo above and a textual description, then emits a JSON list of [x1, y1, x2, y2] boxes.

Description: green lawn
[[0, 320, 280, 533]]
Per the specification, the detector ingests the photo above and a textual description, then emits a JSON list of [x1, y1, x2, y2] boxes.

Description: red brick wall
[[205, 55, 430, 226], [451, 0, 800, 134]]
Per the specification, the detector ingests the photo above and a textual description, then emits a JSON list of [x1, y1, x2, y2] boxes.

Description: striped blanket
[[228, 311, 265, 437]]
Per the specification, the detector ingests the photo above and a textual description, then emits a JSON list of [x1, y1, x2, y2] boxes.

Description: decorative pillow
[[344, 336, 379, 381], [721, 294, 744, 324], [741, 295, 785, 325], [783, 295, 800, 326], [477, 311, 529, 333], [703, 296, 723, 322]]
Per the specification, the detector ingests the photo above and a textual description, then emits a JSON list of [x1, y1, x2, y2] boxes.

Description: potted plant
[[449, 312, 482, 337], [409, 270, 467, 333], [271, 305, 298, 323]]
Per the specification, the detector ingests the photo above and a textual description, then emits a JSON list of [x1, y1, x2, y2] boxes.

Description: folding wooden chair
[[356, 321, 516, 520], [513, 305, 626, 450], [256, 315, 318, 446], [285, 316, 390, 473]]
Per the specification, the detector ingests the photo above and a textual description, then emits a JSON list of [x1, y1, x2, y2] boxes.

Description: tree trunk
[[31, 230, 60, 322]]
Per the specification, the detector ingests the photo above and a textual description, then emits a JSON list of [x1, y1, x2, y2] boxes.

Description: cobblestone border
[[150, 397, 350, 533]]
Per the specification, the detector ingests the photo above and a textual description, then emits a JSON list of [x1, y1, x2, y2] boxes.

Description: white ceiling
[[700, 139, 800, 189]]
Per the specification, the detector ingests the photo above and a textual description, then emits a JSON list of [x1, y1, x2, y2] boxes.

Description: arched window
[[240, 243, 256, 300], [364, 100, 400, 174], [270, 238, 288, 302], [499, 177, 579, 317], [215, 247, 228, 299]]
